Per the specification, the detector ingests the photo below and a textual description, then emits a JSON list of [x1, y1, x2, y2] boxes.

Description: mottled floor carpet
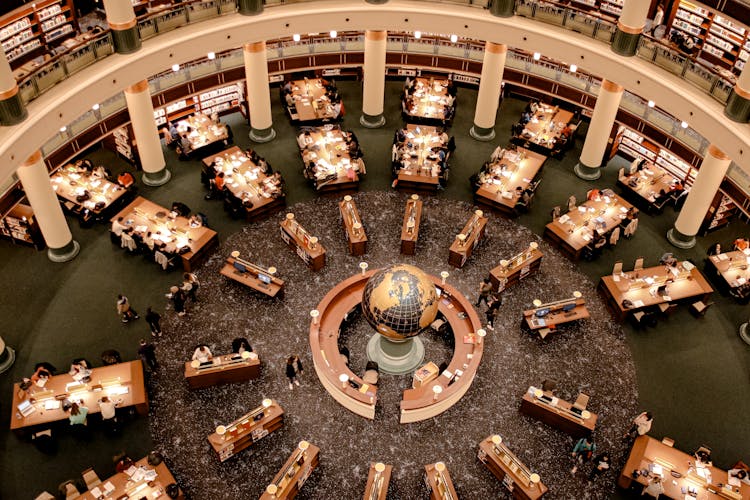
[[147, 190, 638, 499]]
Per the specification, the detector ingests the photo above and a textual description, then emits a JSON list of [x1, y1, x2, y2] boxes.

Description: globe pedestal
[[367, 335, 425, 375]]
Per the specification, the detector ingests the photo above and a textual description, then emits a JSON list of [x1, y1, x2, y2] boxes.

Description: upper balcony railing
[[9, 0, 741, 110]]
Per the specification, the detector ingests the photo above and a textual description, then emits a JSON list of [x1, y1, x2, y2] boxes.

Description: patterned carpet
[[147, 190, 638, 499]]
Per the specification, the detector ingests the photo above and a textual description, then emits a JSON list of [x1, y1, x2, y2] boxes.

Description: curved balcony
[[0, 0, 748, 182]]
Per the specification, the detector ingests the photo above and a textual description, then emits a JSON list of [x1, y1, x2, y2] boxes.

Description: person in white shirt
[[192, 345, 212, 363], [728, 469, 750, 486], [625, 411, 653, 439], [111, 217, 127, 237], [98, 396, 117, 420], [642, 475, 664, 497], [651, 5, 664, 35]]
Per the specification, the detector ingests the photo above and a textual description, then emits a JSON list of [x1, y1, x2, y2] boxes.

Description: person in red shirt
[[734, 238, 749, 251]]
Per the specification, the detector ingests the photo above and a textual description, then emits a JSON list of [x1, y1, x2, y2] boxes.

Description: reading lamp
[[440, 271, 449, 285], [435, 461, 446, 472], [457, 234, 467, 246], [432, 384, 443, 400], [310, 309, 320, 325], [359, 261, 369, 276], [265, 484, 278, 497], [477, 329, 486, 345], [533, 299, 542, 308], [267, 267, 277, 276], [298, 440, 310, 454], [339, 373, 349, 389], [262, 398, 273, 408], [309, 236, 318, 250], [573, 291, 582, 299], [530, 473, 541, 488], [375, 462, 385, 473], [230, 250, 240, 258]]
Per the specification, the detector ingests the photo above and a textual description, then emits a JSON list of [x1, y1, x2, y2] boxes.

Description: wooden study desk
[[513, 104, 573, 156], [394, 124, 446, 194], [400, 195, 423, 255], [424, 462, 459, 500], [287, 78, 340, 122], [339, 196, 368, 256], [51, 164, 130, 222], [207, 399, 284, 462], [522, 296, 589, 339], [705, 250, 750, 296], [474, 147, 546, 217], [519, 387, 597, 438], [617, 164, 681, 213], [618, 435, 750, 500], [404, 77, 453, 124], [598, 262, 714, 322], [221, 255, 285, 298], [260, 441, 320, 499], [478, 435, 548, 499], [79, 455, 183, 500], [543, 192, 632, 261], [489, 243, 543, 293], [202, 146, 286, 222], [448, 210, 488, 268], [176, 112, 228, 155], [299, 126, 364, 194], [184, 352, 261, 389], [363, 462, 392, 500], [111, 196, 219, 272], [279, 214, 326, 271], [11, 360, 147, 434], [310, 269, 483, 423]]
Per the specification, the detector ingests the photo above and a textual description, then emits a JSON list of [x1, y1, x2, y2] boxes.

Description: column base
[[724, 89, 750, 123], [360, 113, 386, 129], [366, 335, 424, 375], [0, 346, 15, 375], [574, 162, 601, 181], [739, 323, 750, 346], [48, 239, 80, 263], [111, 27, 141, 54], [666, 227, 696, 249], [365, 0, 389, 3], [142, 168, 172, 187], [469, 124, 496, 142], [238, 0, 264, 15], [249, 126, 276, 143], [611, 30, 641, 57], [490, 0, 515, 17], [0, 93, 28, 126]]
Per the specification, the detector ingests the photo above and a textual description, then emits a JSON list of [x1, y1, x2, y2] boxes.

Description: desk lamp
[[441, 271, 449, 285], [491, 435, 502, 454], [477, 329, 486, 345], [310, 309, 319, 325], [339, 373, 349, 389], [432, 384, 443, 401], [530, 473, 541, 489], [265, 484, 278, 498], [359, 262, 369, 276], [231, 250, 240, 258]]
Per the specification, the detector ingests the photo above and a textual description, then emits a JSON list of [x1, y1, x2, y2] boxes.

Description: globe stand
[[366, 335, 425, 375]]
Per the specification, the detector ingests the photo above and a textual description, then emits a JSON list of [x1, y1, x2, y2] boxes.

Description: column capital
[[365, 30, 387, 41], [616, 21, 644, 34], [733, 84, 750, 99], [21, 150, 42, 166], [0, 86, 19, 99], [125, 80, 149, 94], [707, 144, 730, 161], [601, 79, 624, 93], [244, 41, 266, 53], [485, 42, 507, 54], [108, 18, 137, 30]]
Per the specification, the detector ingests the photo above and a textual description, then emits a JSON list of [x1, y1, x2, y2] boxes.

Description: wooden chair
[[58, 481, 81, 500], [618, 167, 625, 180], [624, 218, 639, 238], [634, 257, 644, 271], [567, 195, 576, 212], [609, 226, 621, 247], [82, 468, 102, 490], [550, 205, 561, 221], [690, 301, 713, 317], [573, 393, 590, 411], [662, 437, 675, 447], [612, 261, 623, 276], [657, 302, 678, 316], [541, 379, 557, 393]]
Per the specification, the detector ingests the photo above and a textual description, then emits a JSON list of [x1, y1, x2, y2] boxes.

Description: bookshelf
[[154, 83, 242, 126], [616, 127, 697, 187]]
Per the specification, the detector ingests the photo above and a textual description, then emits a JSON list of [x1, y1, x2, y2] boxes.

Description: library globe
[[361, 264, 439, 341]]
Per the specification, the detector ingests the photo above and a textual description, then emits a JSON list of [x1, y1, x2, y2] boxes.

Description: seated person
[[188, 214, 203, 228], [297, 131, 314, 149], [192, 345, 213, 363], [520, 111, 532, 125], [69, 360, 92, 383], [734, 238, 749, 252], [170, 202, 191, 218], [98, 396, 118, 421], [695, 448, 713, 467], [117, 171, 135, 188], [728, 468, 750, 486], [92, 165, 109, 179], [68, 402, 88, 426], [231, 338, 253, 354], [659, 252, 678, 267], [31, 366, 51, 387]]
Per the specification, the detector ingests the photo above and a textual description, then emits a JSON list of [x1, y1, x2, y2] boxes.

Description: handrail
[[7, 0, 739, 109]]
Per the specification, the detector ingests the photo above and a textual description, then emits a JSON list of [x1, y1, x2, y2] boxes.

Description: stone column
[[238, 0, 263, 15], [667, 145, 732, 249], [16, 151, 80, 262], [103, 0, 141, 54], [490, 0, 515, 17], [360, 30, 387, 128], [0, 50, 26, 126], [470, 41, 507, 141], [612, 0, 650, 56], [243, 42, 276, 143], [725, 63, 750, 123], [574, 79, 623, 181], [0, 335, 14, 374], [124, 80, 170, 186]]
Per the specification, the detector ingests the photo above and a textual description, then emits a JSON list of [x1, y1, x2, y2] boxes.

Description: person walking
[[571, 436, 596, 474], [292, 355, 304, 376], [485, 293, 502, 330], [183, 272, 199, 302], [589, 453, 611, 480], [116, 294, 139, 323], [476, 277, 493, 308], [167, 286, 187, 316], [624, 411, 653, 440], [286, 356, 300, 390], [145, 307, 162, 337], [138, 339, 159, 370]]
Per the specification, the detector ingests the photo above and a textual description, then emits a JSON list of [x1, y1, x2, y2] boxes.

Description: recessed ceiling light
[[414, 31, 421, 39], [207, 52, 215, 60], [172, 64, 180, 72], [681, 121, 689, 128], [59, 126, 66, 132], [92, 103, 100, 111], [569, 64, 577, 72], [533, 52, 541, 60], [330, 30, 337, 38], [648, 100, 655, 108], [450, 34, 458, 43], [293, 34, 300, 42]]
